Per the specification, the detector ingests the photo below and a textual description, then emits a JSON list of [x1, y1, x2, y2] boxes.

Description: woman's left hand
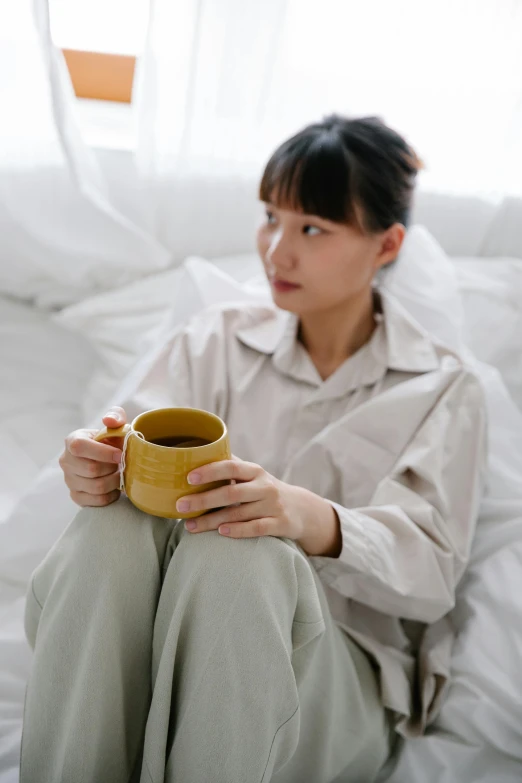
[[176, 456, 339, 554]]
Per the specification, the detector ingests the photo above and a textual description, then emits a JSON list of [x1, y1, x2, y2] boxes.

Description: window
[[49, 0, 150, 102]]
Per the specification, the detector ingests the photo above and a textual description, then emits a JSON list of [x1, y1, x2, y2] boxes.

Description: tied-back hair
[[259, 114, 423, 234]]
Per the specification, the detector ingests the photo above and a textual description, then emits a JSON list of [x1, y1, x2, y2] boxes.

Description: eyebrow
[[265, 202, 330, 221]]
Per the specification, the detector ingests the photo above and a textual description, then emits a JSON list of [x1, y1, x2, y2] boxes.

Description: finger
[[69, 489, 121, 508], [62, 455, 120, 479], [102, 407, 127, 427], [219, 517, 276, 539], [187, 459, 262, 487], [184, 500, 266, 532], [64, 471, 121, 496], [176, 479, 263, 514], [98, 435, 125, 451], [66, 431, 122, 463]]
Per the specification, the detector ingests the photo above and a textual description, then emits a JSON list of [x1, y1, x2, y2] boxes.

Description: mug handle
[[93, 423, 132, 443]]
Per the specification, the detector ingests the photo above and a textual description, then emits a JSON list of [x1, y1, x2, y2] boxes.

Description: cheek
[[256, 226, 269, 257], [312, 248, 373, 294], [345, 253, 374, 284]]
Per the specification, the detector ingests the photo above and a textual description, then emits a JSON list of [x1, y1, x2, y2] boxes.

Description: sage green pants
[[20, 498, 391, 783]]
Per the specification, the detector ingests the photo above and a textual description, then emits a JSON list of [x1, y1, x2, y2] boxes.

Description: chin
[[270, 289, 313, 315]]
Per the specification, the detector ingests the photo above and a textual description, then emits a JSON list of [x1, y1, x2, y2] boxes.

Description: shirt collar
[[235, 289, 439, 391], [378, 291, 440, 373]]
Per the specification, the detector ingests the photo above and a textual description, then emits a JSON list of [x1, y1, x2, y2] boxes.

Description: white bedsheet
[[0, 295, 97, 524]]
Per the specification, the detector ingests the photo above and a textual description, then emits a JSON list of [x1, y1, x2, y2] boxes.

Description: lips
[[272, 278, 301, 292]]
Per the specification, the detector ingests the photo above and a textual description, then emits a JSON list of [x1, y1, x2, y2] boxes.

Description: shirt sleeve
[[309, 367, 488, 624]]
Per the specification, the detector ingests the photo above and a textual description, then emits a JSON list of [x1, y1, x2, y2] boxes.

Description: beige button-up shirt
[[121, 289, 487, 738]]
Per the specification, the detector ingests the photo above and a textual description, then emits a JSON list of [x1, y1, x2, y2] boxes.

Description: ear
[[374, 223, 406, 270]]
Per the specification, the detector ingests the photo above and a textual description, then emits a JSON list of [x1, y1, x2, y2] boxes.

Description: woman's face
[[256, 199, 404, 316]]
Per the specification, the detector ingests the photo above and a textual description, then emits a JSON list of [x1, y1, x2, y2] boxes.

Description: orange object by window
[[62, 49, 136, 103]]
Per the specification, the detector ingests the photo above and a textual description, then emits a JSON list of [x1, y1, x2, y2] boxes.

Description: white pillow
[[480, 197, 522, 260], [410, 191, 498, 258], [454, 257, 522, 411], [380, 224, 464, 351]]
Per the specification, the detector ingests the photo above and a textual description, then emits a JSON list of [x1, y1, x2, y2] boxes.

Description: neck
[[297, 289, 376, 380]]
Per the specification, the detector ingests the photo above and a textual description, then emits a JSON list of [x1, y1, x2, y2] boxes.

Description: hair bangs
[[259, 132, 359, 227]]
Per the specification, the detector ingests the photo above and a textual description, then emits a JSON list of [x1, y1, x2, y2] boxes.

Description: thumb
[[102, 407, 127, 427]]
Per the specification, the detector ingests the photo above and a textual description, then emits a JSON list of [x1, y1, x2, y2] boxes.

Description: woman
[[20, 115, 487, 783]]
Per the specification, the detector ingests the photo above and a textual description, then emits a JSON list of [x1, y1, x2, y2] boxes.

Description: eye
[[303, 225, 322, 236], [265, 209, 277, 225]]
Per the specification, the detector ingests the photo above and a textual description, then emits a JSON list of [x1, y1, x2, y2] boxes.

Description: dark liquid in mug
[[149, 435, 212, 448]]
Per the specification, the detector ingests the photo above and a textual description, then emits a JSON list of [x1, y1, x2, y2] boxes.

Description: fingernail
[[185, 521, 197, 531], [219, 526, 230, 535], [113, 451, 123, 463], [177, 500, 190, 512], [187, 472, 201, 485], [107, 411, 121, 420]]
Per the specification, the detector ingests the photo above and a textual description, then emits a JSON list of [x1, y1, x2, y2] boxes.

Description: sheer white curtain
[[0, 0, 169, 308], [136, 0, 522, 200]]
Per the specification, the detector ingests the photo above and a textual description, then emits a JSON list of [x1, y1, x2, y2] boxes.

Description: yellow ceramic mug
[[94, 407, 231, 519]]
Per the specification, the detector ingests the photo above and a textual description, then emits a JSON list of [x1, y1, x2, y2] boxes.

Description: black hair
[[259, 114, 422, 234]]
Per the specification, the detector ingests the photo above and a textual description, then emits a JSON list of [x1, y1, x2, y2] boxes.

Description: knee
[[31, 498, 172, 603], [176, 528, 324, 626], [178, 525, 293, 574], [59, 498, 153, 568], [72, 495, 149, 539]]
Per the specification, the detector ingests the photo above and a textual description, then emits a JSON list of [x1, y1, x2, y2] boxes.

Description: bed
[[1, 208, 522, 782]]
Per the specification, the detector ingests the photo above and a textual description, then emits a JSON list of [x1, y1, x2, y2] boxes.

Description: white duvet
[[1, 233, 522, 782], [0, 296, 96, 524]]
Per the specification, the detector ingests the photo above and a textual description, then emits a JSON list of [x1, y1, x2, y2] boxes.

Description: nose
[[266, 229, 297, 272]]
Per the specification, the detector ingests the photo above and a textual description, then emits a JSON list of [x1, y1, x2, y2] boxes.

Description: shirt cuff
[[308, 500, 382, 588]]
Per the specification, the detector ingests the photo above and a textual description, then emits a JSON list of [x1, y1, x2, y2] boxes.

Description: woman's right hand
[[59, 407, 127, 508]]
